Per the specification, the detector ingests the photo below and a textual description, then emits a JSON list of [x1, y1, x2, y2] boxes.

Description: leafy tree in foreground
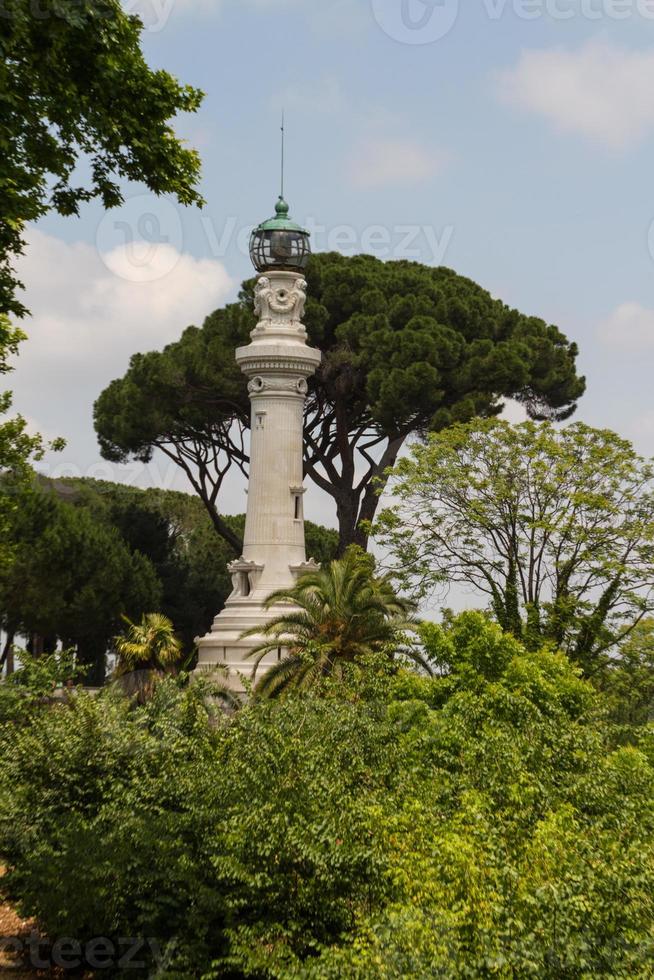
[[1, 615, 653, 976], [243, 548, 422, 698], [376, 419, 654, 673], [0, 649, 78, 726], [94, 253, 585, 554], [0, 0, 203, 316]]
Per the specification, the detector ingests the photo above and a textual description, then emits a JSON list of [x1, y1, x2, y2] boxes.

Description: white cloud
[[631, 409, 654, 439], [16, 229, 232, 366], [9, 228, 233, 481], [274, 77, 345, 116], [599, 302, 654, 351], [348, 138, 448, 189], [126, 0, 364, 35], [497, 38, 654, 150], [123, 0, 298, 33]]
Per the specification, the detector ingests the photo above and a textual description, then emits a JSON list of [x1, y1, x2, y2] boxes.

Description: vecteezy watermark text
[[96, 197, 456, 283], [200, 215, 454, 266], [485, 0, 654, 19], [0, 0, 177, 33], [0, 932, 165, 971], [371, 0, 654, 45]]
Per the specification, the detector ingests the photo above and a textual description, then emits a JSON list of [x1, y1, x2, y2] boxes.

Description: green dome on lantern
[[257, 196, 305, 232]]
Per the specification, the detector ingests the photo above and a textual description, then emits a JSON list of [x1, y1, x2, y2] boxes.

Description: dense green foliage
[[0, 315, 61, 571], [0, 479, 229, 681], [1, 614, 652, 977], [65, 479, 238, 654], [0, 481, 162, 683], [94, 253, 585, 553], [0, 0, 203, 316], [245, 548, 423, 698], [377, 419, 654, 672]]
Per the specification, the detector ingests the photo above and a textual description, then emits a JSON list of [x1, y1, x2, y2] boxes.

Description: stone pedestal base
[[195, 600, 283, 694], [195, 557, 320, 695]]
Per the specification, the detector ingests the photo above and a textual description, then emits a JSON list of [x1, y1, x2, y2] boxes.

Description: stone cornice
[[235, 348, 321, 377]]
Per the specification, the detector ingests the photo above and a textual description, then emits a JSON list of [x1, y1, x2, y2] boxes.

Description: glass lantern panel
[[250, 229, 310, 273]]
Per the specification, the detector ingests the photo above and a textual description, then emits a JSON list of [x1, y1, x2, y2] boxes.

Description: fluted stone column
[[196, 271, 321, 691]]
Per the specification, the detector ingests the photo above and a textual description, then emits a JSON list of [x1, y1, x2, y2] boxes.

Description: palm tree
[[243, 549, 428, 699], [114, 612, 182, 702]]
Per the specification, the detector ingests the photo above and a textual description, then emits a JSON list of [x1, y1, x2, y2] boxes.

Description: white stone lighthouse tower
[[196, 194, 320, 691]]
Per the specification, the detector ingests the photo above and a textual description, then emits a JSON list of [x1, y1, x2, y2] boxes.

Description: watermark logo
[[0, 0, 177, 33], [371, 0, 460, 44], [200, 214, 455, 266], [95, 195, 183, 284], [124, 0, 176, 33], [95, 201, 454, 284], [370, 0, 654, 42]]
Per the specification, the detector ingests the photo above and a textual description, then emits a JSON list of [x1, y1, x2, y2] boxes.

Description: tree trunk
[[1, 631, 15, 675], [76, 641, 107, 687], [335, 434, 407, 555], [30, 632, 44, 657], [335, 493, 361, 556]]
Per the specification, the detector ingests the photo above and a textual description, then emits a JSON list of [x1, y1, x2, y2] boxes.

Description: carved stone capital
[[254, 275, 307, 324]]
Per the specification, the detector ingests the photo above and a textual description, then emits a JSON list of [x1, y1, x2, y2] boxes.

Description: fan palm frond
[[241, 548, 424, 699], [114, 613, 182, 677]]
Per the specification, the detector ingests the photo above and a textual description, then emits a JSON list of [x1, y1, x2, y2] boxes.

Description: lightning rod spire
[[280, 110, 285, 200]]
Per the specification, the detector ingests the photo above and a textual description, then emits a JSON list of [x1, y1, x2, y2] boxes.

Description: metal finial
[[280, 110, 285, 200]]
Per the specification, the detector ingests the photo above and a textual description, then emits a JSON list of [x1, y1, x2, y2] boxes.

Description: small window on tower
[[255, 412, 266, 430], [294, 493, 301, 520]]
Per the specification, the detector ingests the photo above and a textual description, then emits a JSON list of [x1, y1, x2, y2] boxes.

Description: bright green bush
[[1, 614, 653, 978]]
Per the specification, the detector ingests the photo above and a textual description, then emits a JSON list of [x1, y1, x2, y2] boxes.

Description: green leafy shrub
[[1, 614, 653, 977]]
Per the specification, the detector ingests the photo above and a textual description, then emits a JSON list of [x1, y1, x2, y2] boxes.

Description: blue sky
[[10, 0, 654, 526]]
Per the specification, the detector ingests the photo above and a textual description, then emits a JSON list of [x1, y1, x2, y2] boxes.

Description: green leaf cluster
[[0, 0, 203, 315], [597, 618, 654, 731]]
